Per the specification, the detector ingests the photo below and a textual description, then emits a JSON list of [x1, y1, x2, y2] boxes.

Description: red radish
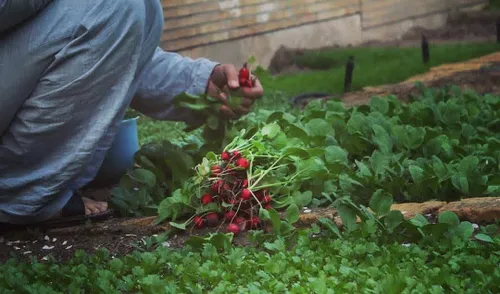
[[247, 216, 260, 229], [240, 189, 252, 200], [224, 210, 236, 221], [236, 158, 249, 169], [221, 151, 231, 161], [201, 194, 213, 205], [264, 203, 272, 210], [262, 195, 272, 204], [234, 217, 245, 225], [239, 63, 250, 81], [211, 180, 223, 192], [242, 179, 248, 188], [193, 216, 204, 228], [245, 80, 253, 88], [211, 165, 222, 176], [226, 223, 240, 234], [205, 213, 218, 227], [232, 150, 241, 159]]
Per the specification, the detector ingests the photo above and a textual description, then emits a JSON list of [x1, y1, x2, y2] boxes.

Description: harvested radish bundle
[[160, 123, 317, 235], [191, 148, 274, 233]]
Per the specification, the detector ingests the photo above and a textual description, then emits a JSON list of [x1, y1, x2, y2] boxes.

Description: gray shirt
[[0, 0, 54, 33]]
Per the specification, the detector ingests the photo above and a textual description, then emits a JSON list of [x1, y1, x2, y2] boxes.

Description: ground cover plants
[[111, 83, 500, 236], [4, 84, 500, 293], [4, 43, 500, 292], [1, 205, 499, 293]]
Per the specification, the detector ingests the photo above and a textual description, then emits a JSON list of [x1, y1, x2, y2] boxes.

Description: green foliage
[[1, 220, 499, 293], [118, 86, 500, 225]]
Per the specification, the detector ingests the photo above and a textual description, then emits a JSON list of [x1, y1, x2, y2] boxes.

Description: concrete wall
[[161, 0, 488, 69]]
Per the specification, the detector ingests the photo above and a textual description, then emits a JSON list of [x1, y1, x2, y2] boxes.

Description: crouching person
[[0, 0, 263, 230]]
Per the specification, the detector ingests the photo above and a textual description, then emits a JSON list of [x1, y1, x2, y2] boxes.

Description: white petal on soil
[[402, 243, 411, 247], [162, 242, 170, 248], [303, 209, 312, 213], [473, 223, 479, 229], [125, 234, 137, 237], [14, 240, 20, 244], [13, 246, 20, 250], [6, 242, 12, 246], [23, 251, 32, 255], [42, 245, 54, 250], [44, 235, 50, 241], [42, 256, 49, 261], [62, 241, 68, 246], [66, 245, 73, 250], [52, 238, 57, 242], [32, 240, 38, 244]]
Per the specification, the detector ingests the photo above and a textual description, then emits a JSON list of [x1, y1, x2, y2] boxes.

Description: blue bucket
[[92, 116, 140, 184]]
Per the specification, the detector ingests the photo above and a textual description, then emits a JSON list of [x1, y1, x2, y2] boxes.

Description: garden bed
[[3, 63, 500, 262], [1, 197, 499, 264]]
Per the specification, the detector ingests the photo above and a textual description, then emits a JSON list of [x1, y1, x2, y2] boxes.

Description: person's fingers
[[233, 106, 250, 116], [206, 80, 228, 104], [222, 64, 240, 90], [240, 77, 264, 99], [241, 97, 254, 108], [85, 207, 92, 215], [220, 105, 239, 119]]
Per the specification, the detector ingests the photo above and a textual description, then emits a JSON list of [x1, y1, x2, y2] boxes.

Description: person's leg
[[0, 0, 163, 225]]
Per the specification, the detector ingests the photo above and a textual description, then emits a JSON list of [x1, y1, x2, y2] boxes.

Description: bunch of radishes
[[239, 63, 256, 88], [191, 149, 272, 235]]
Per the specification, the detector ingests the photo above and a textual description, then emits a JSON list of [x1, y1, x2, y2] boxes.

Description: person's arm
[[0, 0, 54, 33], [131, 47, 219, 126]]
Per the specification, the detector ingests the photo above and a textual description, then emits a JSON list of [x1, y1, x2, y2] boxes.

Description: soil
[[340, 65, 500, 107], [0, 214, 258, 264]]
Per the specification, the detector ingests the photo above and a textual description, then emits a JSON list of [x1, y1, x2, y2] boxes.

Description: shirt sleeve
[[0, 0, 54, 33], [130, 47, 219, 126]]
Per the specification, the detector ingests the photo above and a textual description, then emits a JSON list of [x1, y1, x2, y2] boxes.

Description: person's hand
[[206, 64, 264, 119]]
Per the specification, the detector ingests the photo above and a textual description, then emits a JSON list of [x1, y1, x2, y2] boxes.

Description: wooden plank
[[163, 0, 358, 40], [162, 4, 359, 51]]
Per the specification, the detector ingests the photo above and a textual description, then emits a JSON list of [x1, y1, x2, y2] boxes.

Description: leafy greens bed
[[111, 83, 500, 232], [2, 222, 499, 293], [4, 83, 500, 292]]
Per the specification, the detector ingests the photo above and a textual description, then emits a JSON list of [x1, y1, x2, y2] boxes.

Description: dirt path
[[341, 51, 500, 106]]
